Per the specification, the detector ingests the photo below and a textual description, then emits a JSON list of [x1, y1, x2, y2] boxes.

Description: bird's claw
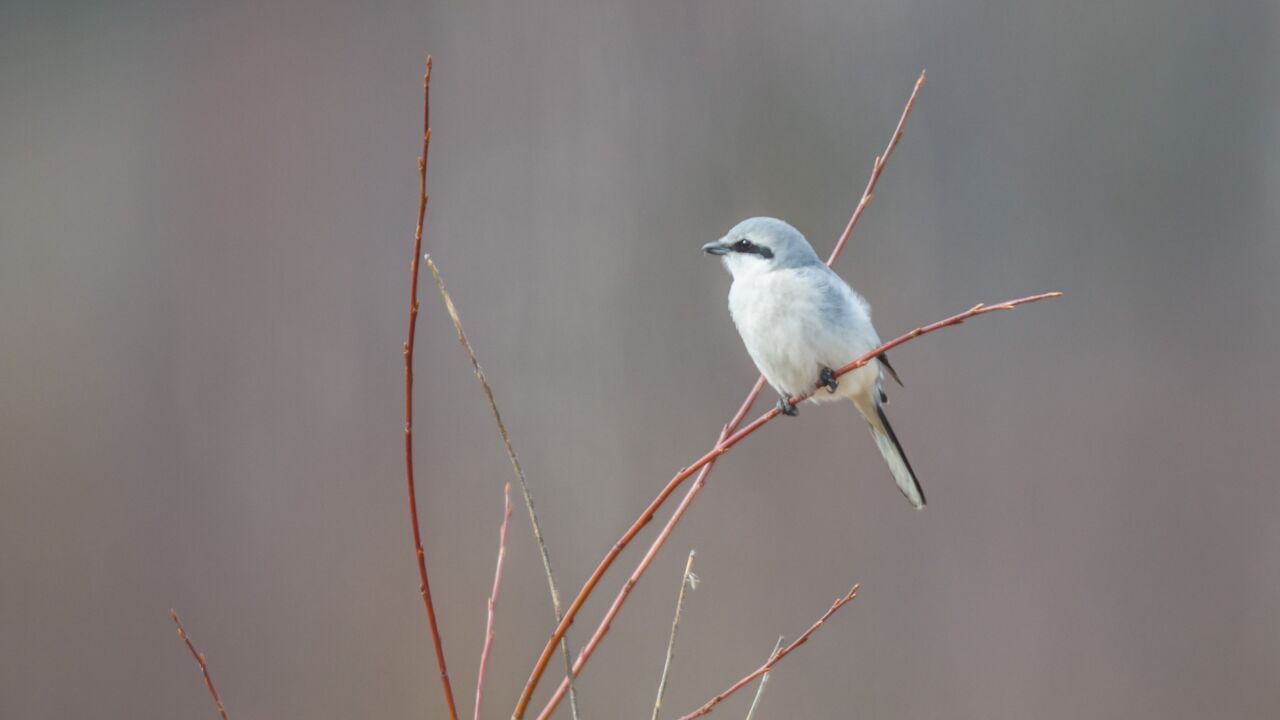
[[777, 397, 799, 417], [819, 366, 839, 394]]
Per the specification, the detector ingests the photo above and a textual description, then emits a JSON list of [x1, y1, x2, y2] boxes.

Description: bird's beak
[[702, 241, 730, 256]]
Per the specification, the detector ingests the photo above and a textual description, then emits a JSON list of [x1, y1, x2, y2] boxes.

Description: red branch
[[676, 584, 861, 720], [170, 609, 230, 720], [532, 292, 1060, 720], [403, 56, 460, 720], [475, 484, 514, 720], [513, 70, 927, 720]]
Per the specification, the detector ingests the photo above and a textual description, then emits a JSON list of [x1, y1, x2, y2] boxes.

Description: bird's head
[[702, 217, 821, 278]]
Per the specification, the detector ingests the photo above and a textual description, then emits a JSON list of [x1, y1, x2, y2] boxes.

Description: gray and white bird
[[703, 217, 925, 508]]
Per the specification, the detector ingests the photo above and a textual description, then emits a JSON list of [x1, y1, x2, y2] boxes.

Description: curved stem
[[426, 255, 583, 718], [511, 70, 926, 720], [403, 56, 460, 720], [532, 293, 1060, 719]]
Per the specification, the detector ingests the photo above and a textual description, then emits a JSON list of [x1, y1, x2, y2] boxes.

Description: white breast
[[728, 267, 882, 402]]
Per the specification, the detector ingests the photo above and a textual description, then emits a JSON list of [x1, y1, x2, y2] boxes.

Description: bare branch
[[512, 73, 929, 720], [474, 484, 514, 720], [827, 70, 926, 262], [402, 55, 460, 720], [743, 637, 784, 720], [677, 585, 860, 720], [170, 609, 230, 720], [652, 550, 699, 720], [425, 255, 583, 719], [532, 291, 1061, 719]]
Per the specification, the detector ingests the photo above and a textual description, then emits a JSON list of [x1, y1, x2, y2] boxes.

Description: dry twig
[[652, 550, 699, 720], [677, 585, 860, 720], [515, 70, 926, 720], [425, 255, 583, 719], [475, 484, 514, 720], [743, 637, 785, 720], [170, 609, 230, 720], [402, 56, 460, 720]]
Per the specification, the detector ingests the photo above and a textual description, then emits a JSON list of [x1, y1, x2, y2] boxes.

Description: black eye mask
[[732, 238, 774, 259]]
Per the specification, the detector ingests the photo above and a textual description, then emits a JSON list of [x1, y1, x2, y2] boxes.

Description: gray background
[[3, 0, 1278, 718]]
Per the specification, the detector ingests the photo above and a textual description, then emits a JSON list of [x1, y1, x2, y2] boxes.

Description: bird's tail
[[853, 394, 925, 509]]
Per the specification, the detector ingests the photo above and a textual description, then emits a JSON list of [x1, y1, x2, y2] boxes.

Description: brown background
[[3, 0, 1279, 718]]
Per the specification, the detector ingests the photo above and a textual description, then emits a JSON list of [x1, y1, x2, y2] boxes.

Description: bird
[[702, 217, 924, 508]]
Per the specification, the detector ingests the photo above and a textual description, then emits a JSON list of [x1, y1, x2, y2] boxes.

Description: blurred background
[[3, 0, 1278, 717]]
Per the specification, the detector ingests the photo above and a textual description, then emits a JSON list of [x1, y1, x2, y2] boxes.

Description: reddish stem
[[170, 609, 230, 720], [513, 70, 926, 720], [533, 293, 1060, 719], [403, 56, 460, 720], [476, 484, 514, 720], [676, 584, 861, 720]]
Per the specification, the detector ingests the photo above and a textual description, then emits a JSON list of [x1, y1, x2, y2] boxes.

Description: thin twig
[[533, 293, 1060, 720], [652, 550, 699, 720], [402, 56, 460, 720], [424, 255, 583, 719], [475, 484, 514, 720], [743, 637, 785, 720], [170, 609, 230, 720], [677, 585, 860, 720], [513, 72, 928, 720], [828, 70, 926, 263]]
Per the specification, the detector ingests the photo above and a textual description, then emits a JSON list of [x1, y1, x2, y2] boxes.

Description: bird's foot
[[777, 397, 799, 417], [819, 366, 839, 394]]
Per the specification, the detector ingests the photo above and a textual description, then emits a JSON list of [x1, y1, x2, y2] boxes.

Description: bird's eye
[[733, 239, 752, 252]]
